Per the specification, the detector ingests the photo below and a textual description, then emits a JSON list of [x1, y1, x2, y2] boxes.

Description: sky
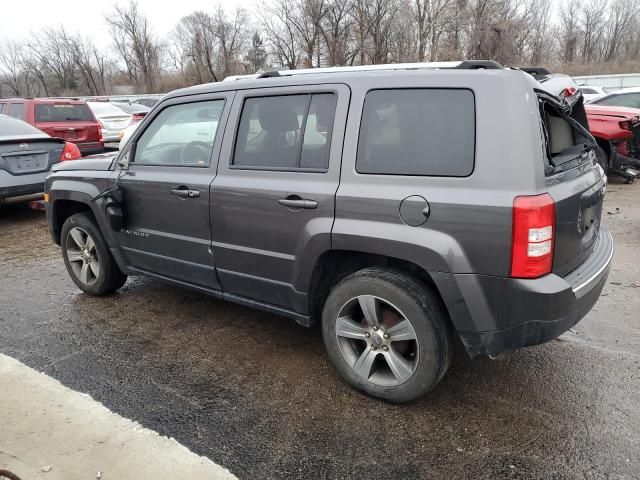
[[0, 0, 258, 49]]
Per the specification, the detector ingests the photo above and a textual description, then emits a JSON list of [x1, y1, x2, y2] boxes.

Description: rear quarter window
[[35, 103, 94, 122], [356, 88, 475, 176]]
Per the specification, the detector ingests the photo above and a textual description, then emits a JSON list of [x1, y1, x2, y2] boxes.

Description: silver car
[[86, 102, 133, 143], [0, 114, 81, 204]]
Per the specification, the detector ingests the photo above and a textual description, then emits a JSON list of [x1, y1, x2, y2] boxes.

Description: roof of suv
[[168, 66, 536, 100]]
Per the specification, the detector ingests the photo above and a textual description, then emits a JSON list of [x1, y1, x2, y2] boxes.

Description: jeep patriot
[[45, 61, 613, 402]]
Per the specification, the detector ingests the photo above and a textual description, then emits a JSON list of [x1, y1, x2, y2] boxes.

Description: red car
[[584, 104, 640, 181], [0, 98, 103, 156]]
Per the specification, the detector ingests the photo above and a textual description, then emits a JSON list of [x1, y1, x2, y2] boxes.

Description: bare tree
[[262, 0, 301, 69], [106, 0, 161, 92], [213, 5, 249, 77], [319, 0, 355, 66]]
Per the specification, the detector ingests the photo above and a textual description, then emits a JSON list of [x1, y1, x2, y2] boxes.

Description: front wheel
[[61, 213, 127, 296], [322, 268, 452, 403]]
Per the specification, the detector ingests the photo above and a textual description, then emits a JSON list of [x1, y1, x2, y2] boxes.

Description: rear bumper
[[0, 183, 43, 201], [435, 226, 614, 358], [0, 170, 49, 200]]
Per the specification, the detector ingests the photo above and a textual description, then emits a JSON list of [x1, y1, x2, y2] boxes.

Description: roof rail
[[223, 60, 504, 82]]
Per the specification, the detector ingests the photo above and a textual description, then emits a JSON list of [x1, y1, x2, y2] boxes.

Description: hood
[[52, 152, 117, 172], [585, 104, 640, 120]]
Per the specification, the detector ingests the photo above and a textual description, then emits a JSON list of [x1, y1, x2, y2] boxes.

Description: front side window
[[35, 103, 94, 122], [8, 103, 25, 120], [356, 89, 475, 176], [133, 100, 224, 167], [233, 93, 337, 171], [594, 93, 640, 109]]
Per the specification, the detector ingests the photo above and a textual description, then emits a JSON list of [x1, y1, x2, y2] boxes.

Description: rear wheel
[[61, 213, 127, 296], [322, 268, 452, 403]]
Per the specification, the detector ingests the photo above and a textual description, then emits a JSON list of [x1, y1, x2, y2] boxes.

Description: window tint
[[8, 103, 25, 120], [133, 100, 224, 167], [35, 103, 94, 122], [356, 89, 475, 176], [233, 93, 337, 170], [594, 93, 640, 109]]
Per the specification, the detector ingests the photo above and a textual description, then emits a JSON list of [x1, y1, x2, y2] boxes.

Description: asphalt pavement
[[0, 179, 638, 480]]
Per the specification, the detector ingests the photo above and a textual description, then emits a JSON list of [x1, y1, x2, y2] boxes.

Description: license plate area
[[579, 178, 605, 253], [4, 152, 49, 174]]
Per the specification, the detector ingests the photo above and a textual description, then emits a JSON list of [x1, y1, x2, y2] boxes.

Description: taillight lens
[[620, 120, 631, 131], [511, 193, 555, 279], [60, 142, 82, 161]]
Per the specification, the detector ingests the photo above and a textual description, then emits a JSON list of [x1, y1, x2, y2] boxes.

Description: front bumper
[[437, 226, 614, 358]]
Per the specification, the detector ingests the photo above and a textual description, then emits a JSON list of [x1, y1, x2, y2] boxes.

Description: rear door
[[117, 93, 231, 289], [538, 94, 607, 276], [34, 102, 98, 144], [211, 84, 348, 313]]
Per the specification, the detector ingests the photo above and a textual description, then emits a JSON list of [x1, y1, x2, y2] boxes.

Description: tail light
[[98, 125, 103, 144], [511, 193, 555, 278], [620, 120, 631, 131], [60, 142, 82, 161]]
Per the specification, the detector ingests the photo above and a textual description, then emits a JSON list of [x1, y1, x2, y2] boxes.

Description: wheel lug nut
[[373, 326, 378, 331], [372, 346, 377, 350], [383, 346, 388, 351], [365, 332, 370, 338], [383, 333, 389, 339]]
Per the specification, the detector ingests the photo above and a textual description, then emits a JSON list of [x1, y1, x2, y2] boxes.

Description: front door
[[118, 94, 232, 289], [212, 85, 349, 313]]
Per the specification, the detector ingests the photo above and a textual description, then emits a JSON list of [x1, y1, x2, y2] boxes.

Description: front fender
[[46, 177, 117, 248]]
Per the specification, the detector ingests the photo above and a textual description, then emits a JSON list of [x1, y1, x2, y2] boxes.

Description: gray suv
[[45, 61, 613, 402]]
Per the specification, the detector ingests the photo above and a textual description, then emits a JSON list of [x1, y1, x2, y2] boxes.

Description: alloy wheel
[[335, 295, 419, 387], [65, 227, 101, 286]]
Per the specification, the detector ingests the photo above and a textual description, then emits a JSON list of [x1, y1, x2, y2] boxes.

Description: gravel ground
[[0, 178, 638, 480]]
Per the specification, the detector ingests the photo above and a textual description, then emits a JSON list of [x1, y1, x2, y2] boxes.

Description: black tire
[[61, 212, 127, 296], [595, 145, 609, 175], [322, 268, 452, 403]]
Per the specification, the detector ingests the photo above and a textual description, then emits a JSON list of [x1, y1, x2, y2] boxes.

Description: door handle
[[171, 187, 200, 199], [278, 196, 318, 209]]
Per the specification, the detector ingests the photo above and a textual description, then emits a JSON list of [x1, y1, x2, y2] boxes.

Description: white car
[[87, 102, 133, 143], [579, 85, 610, 102], [587, 86, 640, 109]]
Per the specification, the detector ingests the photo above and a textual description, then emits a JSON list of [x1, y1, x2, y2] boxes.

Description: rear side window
[[8, 103, 25, 120], [35, 104, 94, 122], [233, 93, 337, 171], [356, 89, 475, 176], [0, 103, 6, 113], [580, 88, 597, 94]]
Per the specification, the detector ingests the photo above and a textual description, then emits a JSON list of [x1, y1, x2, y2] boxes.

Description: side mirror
[[117, 147, 131, 170]]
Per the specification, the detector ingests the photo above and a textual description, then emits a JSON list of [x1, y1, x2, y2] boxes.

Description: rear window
[[35, 103, 94, 122], [88, 102, 130, 116], [356, 89, 475, 176]]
